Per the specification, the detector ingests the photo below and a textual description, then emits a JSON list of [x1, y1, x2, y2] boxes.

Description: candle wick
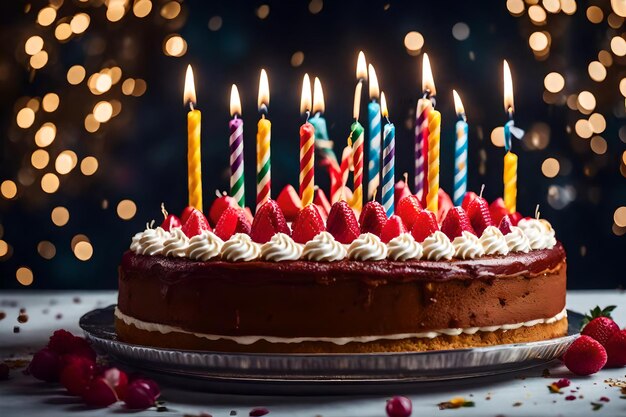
[[385, 116, 390, 124], [189, 102, 195, 111], [305, 110, 310, 123], [430, 96, 437, 109]]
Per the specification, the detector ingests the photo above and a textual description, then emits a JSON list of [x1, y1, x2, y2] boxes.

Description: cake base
[[115, 316, 568, 353]]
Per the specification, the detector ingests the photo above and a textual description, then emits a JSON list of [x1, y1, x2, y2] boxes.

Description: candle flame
[[300, 73, 312, 115], [183, 64, 197, 108], [356, 51, 367, 81], [258, 68, 270, 112], [422, 53, 436, 97], [452, 89, 465, 117], [503, 60, 514, 114], [368, 64, 380, 100], [313, 77, 325, 114], [380, 91, 388, 118], [230, 84, 242, 117], [353, 81, 363, 120]]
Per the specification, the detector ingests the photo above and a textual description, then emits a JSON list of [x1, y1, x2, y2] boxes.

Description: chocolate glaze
[[118, 243, 567, 338]]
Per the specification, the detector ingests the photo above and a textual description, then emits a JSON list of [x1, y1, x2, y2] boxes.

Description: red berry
[[441, 207, 475, 240], [498, 215, 514, 235], [461, 191, 478, 212], [386, 396, 412, 417], [181, 208, 212, 237], [60, 356, 95, 396], [510, 211, 523, 226], [276, 185, 303, 222], [250, 199, 290, 243], [209, 194, 238, 226], [396, 195, 422, 230], [563, 335, 607, 376], [82, 377, 119, 407], [381, 215, 407, 243], [124, 380, 157, 410], [359, 201, 388, 237], [292, 204, 326, 244], [437, 189, 454, 223], [48, 329, 76, 355], [249, 408, 270, 417], [180, 206, 195, 224], [581, 317, 620, 347], [214, 207, 252, 241], [410, 210, 439, 242], [394, 180, 412, 208], [326, 200, 360, 244], [28, 347, 61, 382], [313, 188, 331, 220], [605, 330, 626, 367], [130, 378, 160, 399], [160, 214, 182, 231], [103, 367, 128, 400], [467, 196, 493, 236], [489, 198, 508, 225]]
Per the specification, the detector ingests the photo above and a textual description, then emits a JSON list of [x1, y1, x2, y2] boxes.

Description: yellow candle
[[184, 65, 202, 211], [256, 69, 271, 210], [503, 151, 518, 213], [426, 110, 441, 213]]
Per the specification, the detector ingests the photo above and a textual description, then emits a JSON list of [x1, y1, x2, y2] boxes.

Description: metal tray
[[80, 305, 580, 394]]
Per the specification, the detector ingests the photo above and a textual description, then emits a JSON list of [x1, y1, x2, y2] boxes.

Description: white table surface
[[0, 290, 625, 417]]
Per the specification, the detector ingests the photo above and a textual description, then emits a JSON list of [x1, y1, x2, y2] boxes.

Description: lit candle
[[184, 65, 203, 211], [452, 89, 468, 207], [229, 85, 245, 208], [256, 69, 271, 211], [349, 81, 365, 212], [340, 144, 352, 193], [415, 53, 436, 201], [367, 64, 381, 201], [380, 91, 395, 217], [299, 73, 315, 207], [503, 60, 517, 214], [426, 108, 441, 214]]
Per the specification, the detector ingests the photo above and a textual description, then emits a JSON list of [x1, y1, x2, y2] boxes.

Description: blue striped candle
[[367, 64, 381, 201], [452, 90, 468, 207], [380, 92, 395, 216]]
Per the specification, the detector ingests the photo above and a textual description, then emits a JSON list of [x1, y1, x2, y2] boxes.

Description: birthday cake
[[116, 188, 567, 353]]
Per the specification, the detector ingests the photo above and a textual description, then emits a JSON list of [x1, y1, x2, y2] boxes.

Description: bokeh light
[[117, 199, 137, 220], [16, 107, 35, 128], [74, 240, 93, 261], [51, 206, 70, 227], [544, 72, 564, 92], [404, 31, 424, 55], [1, 180, 18, 199], [80, 156, 99, 176], [290, 51, 304, 67], [16, 267, 33, 286], [41, 173, 60, 193], [37, 241, 56, 260], [541, 157, 560, 178], [67, 65, 86, 85], [164, 35, 187, 57], [31, 149, 49, 169]]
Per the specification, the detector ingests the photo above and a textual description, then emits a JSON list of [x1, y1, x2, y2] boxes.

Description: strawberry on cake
[[116, 189, 567, 353]]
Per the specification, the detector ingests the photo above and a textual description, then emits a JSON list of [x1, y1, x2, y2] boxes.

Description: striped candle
[[426, 110, 441, 213], [256, 69, 271, 211], [414, 98, 430, 198], [452, 90, 468, 207], [367, 64, 381, 201], [299, 74, 315, 207], [350, 121, 365, 212], [337, 145, 352, 201], [310, 78, 338, 168], [503, 60, 517, 214], [380, 92, 395, 217], [229, 85, 245, 207]]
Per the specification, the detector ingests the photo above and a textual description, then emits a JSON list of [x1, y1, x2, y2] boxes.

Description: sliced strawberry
[[489, 197, 508, 225], [214, 207, 251, 240], [396, 195, 422, 230], [313, 188, 331, 220], [250, 199, 290, 243], [461, 191, 478, 212], [381, 215, 407, 243], [410, 210, 439, 242], [276, 185, 302, 222], [326, 200, 360, 244], [441, 207, 475, 240], [292, 204, 326, 243], [467, 196, 493, 236], [243, 207, 254, 223], [181, 208, 212, 237], [359, 201, 387, 237], [160, 205, 182, 231], [209, 193, 238, 226], [510, 211, 522, 226], [394, 180, 412, 208], [180, 206, 195, 224], [437, 189, 454, 223], [498, 214, 514, 235]]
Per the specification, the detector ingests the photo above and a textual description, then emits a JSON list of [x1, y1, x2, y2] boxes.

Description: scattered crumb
[[599, 397, 610, 402], [17, 313, 28, 323], [565, 395, 576, 401], [55, 313, 62, 320], [542, 368, 551, 378], [19, 308, 26, 313], [513, 402, 522, 407], [42, 309, 49, 315], [73, 297, 81, 304], [230, 411, 237, 416], [13, 326, 19, 333], [0, 311, 5, 321], [1, 300, 18, 307], [249, 408, 269, 417]]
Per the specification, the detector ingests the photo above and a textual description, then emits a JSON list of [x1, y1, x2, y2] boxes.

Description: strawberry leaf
[[582, 305, 617, 327]]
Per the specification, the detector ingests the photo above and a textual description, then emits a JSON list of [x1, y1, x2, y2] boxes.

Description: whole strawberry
[[562, 335, 607, 376], [326, 201, 360, 244], [605, 330, 626, 367], [250, 199, 290, 243], [292, 204, 325, 244], [581, 317, 620, 347], [396, 195, 422, 230], [381, 215, 407, 243], [359, 201, 387, 237], [441, 207, 475, 240]]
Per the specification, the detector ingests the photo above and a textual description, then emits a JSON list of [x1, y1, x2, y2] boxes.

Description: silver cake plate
[[80, 306, 580, 394]]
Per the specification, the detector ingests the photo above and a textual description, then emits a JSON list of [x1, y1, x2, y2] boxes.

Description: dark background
[[0, 0, 625, 289]]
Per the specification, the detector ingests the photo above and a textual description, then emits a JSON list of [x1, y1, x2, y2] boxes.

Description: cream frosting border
[[115, 307, 567, 346]]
